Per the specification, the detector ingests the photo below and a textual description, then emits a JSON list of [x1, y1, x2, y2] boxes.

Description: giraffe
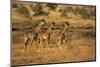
[[24, 19, 46, 52], [54, 21, 70, 48], [38, 22, 54, 48]]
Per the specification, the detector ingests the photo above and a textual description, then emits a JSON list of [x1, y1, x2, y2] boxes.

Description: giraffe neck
[[32, 22, 44, 33], [58, 24, 67, 35], [46, 23, 53, 34], [62, 24, 67, 34]]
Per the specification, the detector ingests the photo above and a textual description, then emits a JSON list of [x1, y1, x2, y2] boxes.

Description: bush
[[12, 2, 18, 8], [32, 3, 49, 16], [46, 3, 57, 10], [59, 7, 68, 18], [89, 8, 96, 17], [73, 7, 81, 15], [16, 6, 30, 17], [76, 7, 96, 19]]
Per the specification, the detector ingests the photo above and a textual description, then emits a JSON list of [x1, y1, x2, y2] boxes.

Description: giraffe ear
[[41, 19, 46, 24], [43, 19, 45, 22], [52, 22, 55, 25], [66, 21, 69, 26], [41, 19, 44, 22]]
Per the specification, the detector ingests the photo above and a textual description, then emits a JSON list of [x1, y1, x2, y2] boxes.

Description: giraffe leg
[[36, 39, 39, 48], [40, 37, 43, 47], [57, 38, 61, 46], [39, 37, 43, 52], [54, 38, 58, 47], [24, 39, 29, 56], [24, 35, 29, 53], [45, 38, 48, 48], [24, 40, 29, 52], [45, 38, 49, 52], [65, 39, 68, 49], [61, 39, 63, 45], [57, 39, 62, 51], [35, 33, 39, 47], [30, 37, 34, 48], [36, 39, 39, 52], [48, 33, 50, 45]]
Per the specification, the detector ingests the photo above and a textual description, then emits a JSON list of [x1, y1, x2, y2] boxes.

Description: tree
[[46, 3, 57, 10], [12, 2, 18, 8], [89, 8, 96, 17], [32, 3, 49, 16], [73, 7, 81, 15], [59, 7, 68, 18], [78, 7, 89, 19], [16, 5, 30, 17]]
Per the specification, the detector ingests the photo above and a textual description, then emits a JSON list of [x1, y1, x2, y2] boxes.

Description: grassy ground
[[12, 28, 96, 65]]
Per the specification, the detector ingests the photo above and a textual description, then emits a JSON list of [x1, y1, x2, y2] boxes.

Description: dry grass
[[12, 29, 96, 65]]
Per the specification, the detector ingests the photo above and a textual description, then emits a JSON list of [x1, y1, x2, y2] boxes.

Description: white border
[[20, 0, 96, 5], [0, 0, 99, 67], [0, 0, 10, 67]]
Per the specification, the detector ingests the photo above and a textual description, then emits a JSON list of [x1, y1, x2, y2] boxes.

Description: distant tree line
[[12, 2, 96, 19]]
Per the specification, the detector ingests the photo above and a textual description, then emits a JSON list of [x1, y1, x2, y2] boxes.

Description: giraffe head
[[50, 21, 55, 30], [40, 19, 46, 25], [52, 22, 55, 25], [65, 21, 69, 26]]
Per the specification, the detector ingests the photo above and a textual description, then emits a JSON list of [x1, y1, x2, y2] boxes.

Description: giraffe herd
[[24, 19, 70, 52]]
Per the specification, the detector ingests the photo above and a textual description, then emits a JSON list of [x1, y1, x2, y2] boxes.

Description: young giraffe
[[38, 22, 54, 48], [24, 19, 46, 52], [55, 21, 69, 47]]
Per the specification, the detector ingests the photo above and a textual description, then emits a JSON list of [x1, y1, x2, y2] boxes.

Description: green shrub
[[32, 3, 49, 16], [46, 3, 57, 10], [12, 2, 18, 8], [59, 7, 68, 18], [16, 6, 30, 17]]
